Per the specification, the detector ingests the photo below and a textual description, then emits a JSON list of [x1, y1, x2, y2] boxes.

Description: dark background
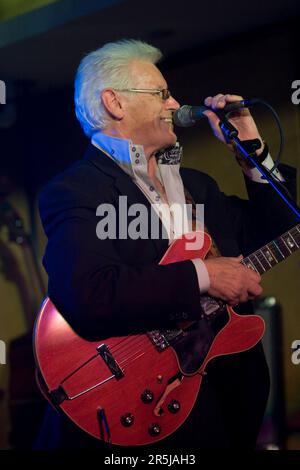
[[0, 0, 299, 450]]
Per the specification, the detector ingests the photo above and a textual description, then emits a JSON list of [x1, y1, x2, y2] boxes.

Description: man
[[38, 39, 296, 449]]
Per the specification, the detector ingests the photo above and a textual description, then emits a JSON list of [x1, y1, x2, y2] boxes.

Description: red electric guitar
[[34, 225, 300, 446]]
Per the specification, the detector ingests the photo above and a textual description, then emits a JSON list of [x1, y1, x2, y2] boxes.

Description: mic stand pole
[[218, 116, 300, 221]]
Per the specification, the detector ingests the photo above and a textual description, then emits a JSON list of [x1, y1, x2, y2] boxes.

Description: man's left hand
[[203, 93, 264, 155]]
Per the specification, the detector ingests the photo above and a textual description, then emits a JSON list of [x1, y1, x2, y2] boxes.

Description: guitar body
[[34, 231, 265, 446]]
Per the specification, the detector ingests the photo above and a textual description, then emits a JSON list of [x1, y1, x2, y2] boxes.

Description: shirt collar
[[91, 132, 146, 180], [91, 131, 182, 174]]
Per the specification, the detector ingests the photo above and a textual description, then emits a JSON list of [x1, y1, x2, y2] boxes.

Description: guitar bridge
[[97, 344, 124, 380], [147, 330, 169, 351]]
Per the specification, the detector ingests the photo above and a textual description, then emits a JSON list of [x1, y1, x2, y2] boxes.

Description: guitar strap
[[183, 187, 221, 259]]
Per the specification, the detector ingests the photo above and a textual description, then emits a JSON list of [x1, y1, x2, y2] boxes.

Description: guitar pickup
[[97, 344, 124, 380]]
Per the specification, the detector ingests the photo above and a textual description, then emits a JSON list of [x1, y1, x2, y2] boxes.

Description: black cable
[[252, 99, 284, 175], [225, 97, 294, 199], [225, 97, 284, 175]]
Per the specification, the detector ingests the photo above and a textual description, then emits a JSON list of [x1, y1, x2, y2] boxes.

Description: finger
[[239, 292, 249, 304], [202, 109, 220, 127], [242, 262, 261, 281], [204, 96, 213, 107], [228, 255, 244, 263], [224, 93, 244, 102], [247, 282, 263, 297], [246, 268, 262, 283], [211, 94, 226, 110], [204, 94, 243, 107]]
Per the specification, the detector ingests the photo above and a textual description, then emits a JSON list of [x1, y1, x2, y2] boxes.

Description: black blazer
[[39, 144, 296, 338]]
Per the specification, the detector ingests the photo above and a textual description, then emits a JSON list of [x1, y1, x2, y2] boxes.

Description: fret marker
[[286, 237, 295, 249], [265, 250, 274, 263]]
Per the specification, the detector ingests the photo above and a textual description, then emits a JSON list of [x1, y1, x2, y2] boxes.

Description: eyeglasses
[[115, 88, 171, 101]]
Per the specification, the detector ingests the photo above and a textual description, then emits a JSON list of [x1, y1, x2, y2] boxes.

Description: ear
[[101, 88, 124, 120]]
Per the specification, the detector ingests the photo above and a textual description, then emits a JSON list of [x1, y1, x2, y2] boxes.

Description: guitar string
[[70, 229, 297, 377], [67, 347, 160, 398], [61, 321, 188, 383], [91, 336, 167, 379], [113, 297, 266, 371], [64, 340, 158, 392], [107, 326, 185, 362], [115, 330, 188, 367], [57, 335, 148, 385], [99, 334, 154, 362], [108, 229, 300, 360], [100, 334, 144, 354], [92, 226, 300, 360], [97, 281, 275, 369], [117, 340, 157, 366], [109, 328, 196, 369], [65, 310, 261, 397], [243, 226, 300, 272], [56, 223, 300, 395], [64, 226, 300, 385], [109, 336, 158, 365], [98, 326, 179, 358], [249, 226, 300, 267], [69, 238, 295, 379], [69, 329, 181, 389], [88, 333, 197, 394], [70, 335, 157, 377]]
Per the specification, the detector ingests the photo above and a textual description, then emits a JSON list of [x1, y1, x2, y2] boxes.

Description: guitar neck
[[241, 223, 300, 275]]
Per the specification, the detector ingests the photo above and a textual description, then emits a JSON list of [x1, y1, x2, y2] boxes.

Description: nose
[[166, 94, 180, 110]]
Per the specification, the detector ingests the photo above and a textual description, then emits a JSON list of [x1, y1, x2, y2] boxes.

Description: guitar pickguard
[[166, 299, 229, 375]]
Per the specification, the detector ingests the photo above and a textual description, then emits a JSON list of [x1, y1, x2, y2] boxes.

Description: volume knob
[[141, 389, 154, 404], [148, 423, 161, 437], [121, 413, 134, 427], [168, 399, 181, 414]]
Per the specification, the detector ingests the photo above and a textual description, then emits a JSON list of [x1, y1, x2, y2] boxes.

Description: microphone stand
[[218, 116, 300, 221]]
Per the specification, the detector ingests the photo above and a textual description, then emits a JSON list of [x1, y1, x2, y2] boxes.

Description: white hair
[[74, 39, 163, 137]]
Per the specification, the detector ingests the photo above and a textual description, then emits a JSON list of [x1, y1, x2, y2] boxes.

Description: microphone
[[173, 98, 259, 127]]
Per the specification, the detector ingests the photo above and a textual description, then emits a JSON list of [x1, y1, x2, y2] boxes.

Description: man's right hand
[[204, 255, 262, 306]]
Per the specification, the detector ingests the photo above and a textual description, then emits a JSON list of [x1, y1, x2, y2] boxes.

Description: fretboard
[[242, 223, 300, 275]]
